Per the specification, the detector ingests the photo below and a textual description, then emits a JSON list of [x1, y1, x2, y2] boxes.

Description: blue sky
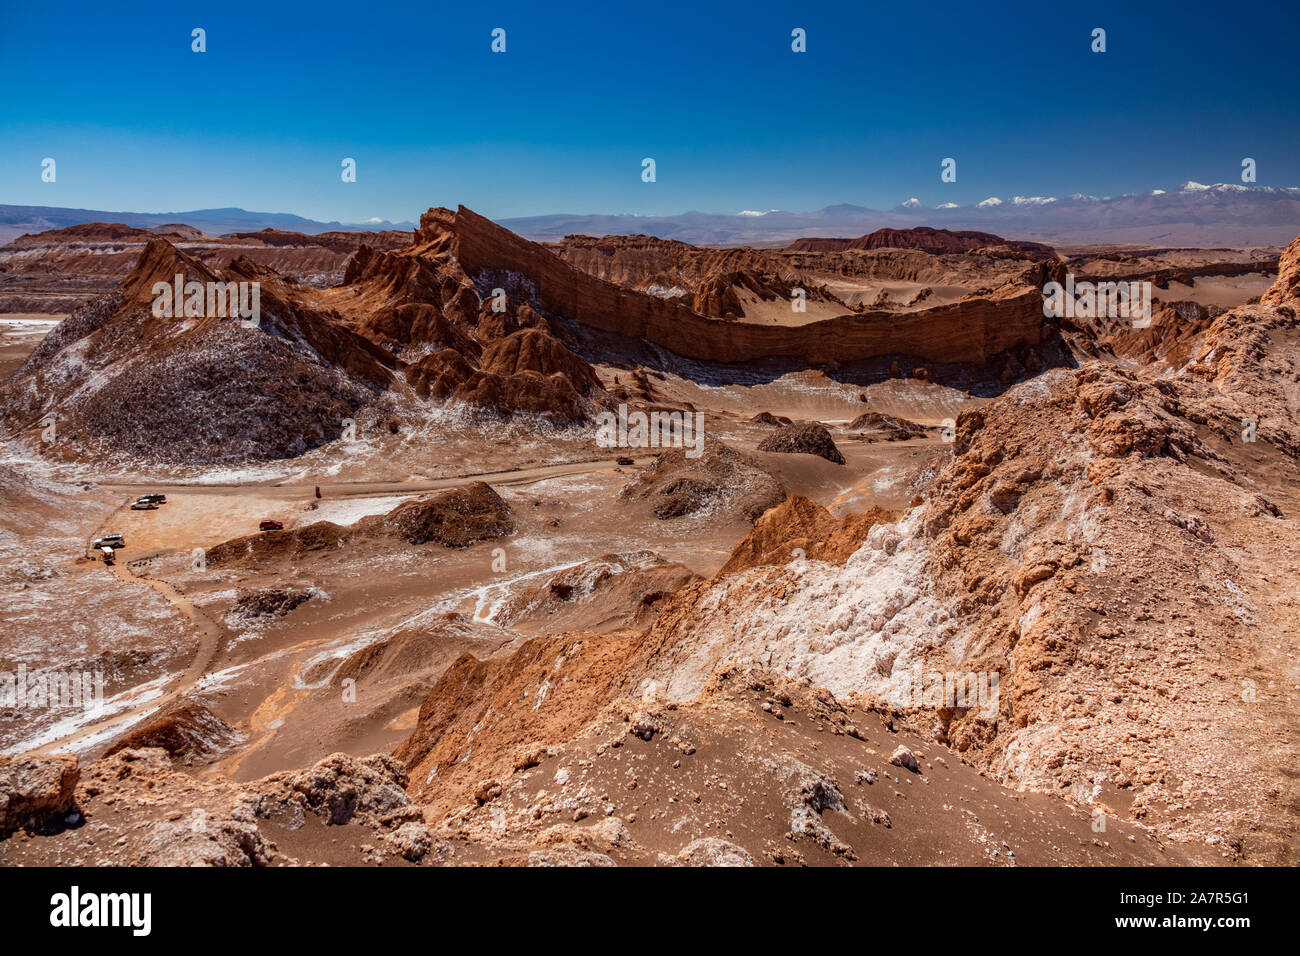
[[2, 0, 1297, 223]]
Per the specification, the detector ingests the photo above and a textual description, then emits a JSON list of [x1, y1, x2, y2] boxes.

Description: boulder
[[0, 754, 79, 834]]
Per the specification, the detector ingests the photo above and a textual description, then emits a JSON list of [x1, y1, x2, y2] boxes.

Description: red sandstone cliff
[[448, 207, 1052, 366]]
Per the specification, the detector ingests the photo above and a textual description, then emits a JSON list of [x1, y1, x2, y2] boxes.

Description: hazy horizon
[[7, 178, 1300, 229]]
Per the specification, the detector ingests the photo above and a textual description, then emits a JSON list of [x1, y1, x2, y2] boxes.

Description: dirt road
[[98, 455, 655, 500]]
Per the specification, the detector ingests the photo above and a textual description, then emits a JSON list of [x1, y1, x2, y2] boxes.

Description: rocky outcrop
[[104, 701, 242, 765], [757, 421, 846, 464], [409, 348, 476, 399], [718, 495, 896, 575], [474, 329, 600, 391], [452, 368, 593, 423], [356, 481, 514, 547], [0, 753, 79, 834], [1261, 234, 1300, 305], [618, 441, 785, 521], [229, 586, 315, 621], [848, 411, 928, 441], [204, 520, 351, 568], [249, 752, 412, 827], [447, 329, 603, 423]]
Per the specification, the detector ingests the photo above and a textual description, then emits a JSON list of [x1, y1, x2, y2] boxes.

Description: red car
[[259, 520, 284, 531]]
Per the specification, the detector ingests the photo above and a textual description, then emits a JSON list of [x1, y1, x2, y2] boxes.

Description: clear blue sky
[[2, 0, 1297, 223]]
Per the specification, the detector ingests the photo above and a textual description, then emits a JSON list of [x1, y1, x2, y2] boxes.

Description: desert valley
[[0, 203, 1295, 868]]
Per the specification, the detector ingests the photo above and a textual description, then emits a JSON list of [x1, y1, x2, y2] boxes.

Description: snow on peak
[[736, 209, 769, 217], [899, 197, 922, 208], [936, 202, 959, 209], [1011, 196, 1057, 206], [976, 196, 1002, 207], [1181, 182, 1253, 194]]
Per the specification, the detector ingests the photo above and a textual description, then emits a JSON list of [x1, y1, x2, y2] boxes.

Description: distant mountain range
[[500, 184, 1300, 248], [0, 205, 415, 245], [4, 182, 1299, 249]]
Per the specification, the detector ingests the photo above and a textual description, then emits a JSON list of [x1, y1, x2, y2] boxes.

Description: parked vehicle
[[93, 534, 126, 549], [136, 494, 166, 504], [130, 501, 158, 510], [259, 520, 284, 531], [616, 456, 635, 466]]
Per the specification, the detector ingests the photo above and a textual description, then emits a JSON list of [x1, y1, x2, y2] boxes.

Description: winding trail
[[30, 553, 227, 756]]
